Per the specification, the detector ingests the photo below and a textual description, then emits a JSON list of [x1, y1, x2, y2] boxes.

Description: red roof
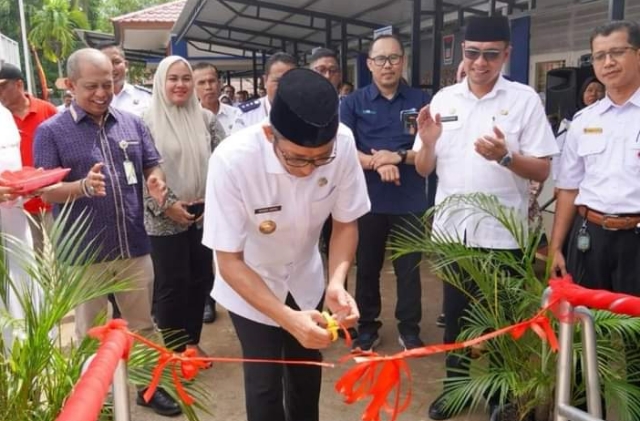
[[112, 0, 186, 23]]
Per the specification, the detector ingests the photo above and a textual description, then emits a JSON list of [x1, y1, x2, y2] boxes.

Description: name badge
[[254, 205, 282, 214], [583, 127, 603, 134], [123, 161, 138, 185], [441, 115, 459, 123]]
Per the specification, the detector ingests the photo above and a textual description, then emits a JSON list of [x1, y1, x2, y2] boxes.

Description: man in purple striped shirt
[[34, 48, 181, 417]]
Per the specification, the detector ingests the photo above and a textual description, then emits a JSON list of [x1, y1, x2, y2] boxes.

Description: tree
[[28, 0, 89, 78]]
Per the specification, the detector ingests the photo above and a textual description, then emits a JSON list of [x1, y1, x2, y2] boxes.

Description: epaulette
[[572, 101, 599, 121], [133, 85, 152, 94], [238, 99, 261, 114]]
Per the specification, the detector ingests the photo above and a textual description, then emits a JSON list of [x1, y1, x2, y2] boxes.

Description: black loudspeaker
[[545, 66, 595, 122]]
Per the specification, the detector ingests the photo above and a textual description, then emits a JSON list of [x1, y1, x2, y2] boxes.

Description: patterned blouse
[[144, 108, 226, 237]]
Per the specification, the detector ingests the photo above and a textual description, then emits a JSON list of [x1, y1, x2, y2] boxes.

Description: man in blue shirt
[[340, 34, 430, 351]]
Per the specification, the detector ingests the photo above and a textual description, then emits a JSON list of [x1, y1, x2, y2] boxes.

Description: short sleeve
[[138, 120, 162, 169], [555, 124, 583, 190], [331, 131, 371, 222], [202, 151, 248, 252], [34, 124, 61, 170], [518, 95, 559, 158]]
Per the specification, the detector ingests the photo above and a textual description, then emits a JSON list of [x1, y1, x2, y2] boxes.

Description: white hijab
[[143, 56, 210, 202]]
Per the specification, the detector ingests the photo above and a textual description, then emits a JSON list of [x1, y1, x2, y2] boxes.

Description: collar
[[260, 125, 286, 174], [115, 82, 133, 98], [263, 96, 271, 115], [68, 102, 117, 125], [366, 82, 407, 101], [594, 87, 640, 115], [455, 74, 509, 99], [24, 93, 39, 116]]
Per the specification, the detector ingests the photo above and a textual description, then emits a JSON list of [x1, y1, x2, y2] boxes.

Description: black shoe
[[436, 313, 445, 328], [137, 387, 182, 417], [338, 327, 359, 340], [203, 297, 216, 324], [398, 334, 424, 351], [351, 332, 380, 352], [428, 392, 471, 420]]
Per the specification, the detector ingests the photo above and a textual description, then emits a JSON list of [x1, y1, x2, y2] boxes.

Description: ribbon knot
[[87, 319, 133, 359], [510, 315, 559, 351], [143, 348, 211, 406]]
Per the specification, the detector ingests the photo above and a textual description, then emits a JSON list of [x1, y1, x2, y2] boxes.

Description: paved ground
[[116, 260, 488, 421]]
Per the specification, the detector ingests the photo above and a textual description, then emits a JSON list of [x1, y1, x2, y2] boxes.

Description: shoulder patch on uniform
[[238, 99, 261, 113], [573, 101, 598, 120], [133, 85, 152, 94]]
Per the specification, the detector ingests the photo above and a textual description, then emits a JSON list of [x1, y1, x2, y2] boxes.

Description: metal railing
[[543, 290, 605, 421]]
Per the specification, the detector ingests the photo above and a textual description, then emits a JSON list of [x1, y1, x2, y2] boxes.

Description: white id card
[[123, 160, 138, 185]]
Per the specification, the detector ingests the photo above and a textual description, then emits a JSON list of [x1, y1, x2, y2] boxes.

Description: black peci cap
[[269, 68, 339, 147], [464, 16, 511, 43]]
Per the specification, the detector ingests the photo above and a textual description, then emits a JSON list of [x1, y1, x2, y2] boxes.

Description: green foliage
[[0, 205, 210, 420], [390, 193, 640, 421], [28, 0, 89, 67]]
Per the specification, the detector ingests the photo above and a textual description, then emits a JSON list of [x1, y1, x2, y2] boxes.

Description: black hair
[[590, 20, 640, 49], [96, 41, 126, 57], [368, 34, 405, 57], [309, 48, 338, 65], [265, 52, 298, 75], [192, 62, 220, 78]]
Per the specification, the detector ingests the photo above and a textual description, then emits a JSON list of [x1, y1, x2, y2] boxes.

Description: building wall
[[529, 0, 640, 90]]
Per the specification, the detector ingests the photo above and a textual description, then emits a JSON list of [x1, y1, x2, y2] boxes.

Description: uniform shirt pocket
[[577, 134, 607, 174], [310, 186, 338, 224], [624, 142, 640, 172]]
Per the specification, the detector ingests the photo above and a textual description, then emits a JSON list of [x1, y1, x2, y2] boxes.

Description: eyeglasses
[[590, 46, 638, 63], [368, 54, 403, 67], [313, 66, 340, 76], [274, 139, 337, 168], [463, 48, 504, 62]]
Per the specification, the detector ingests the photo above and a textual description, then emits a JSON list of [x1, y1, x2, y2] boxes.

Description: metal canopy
[[74, 29, 166, 63], [175, 0, 473, 56]]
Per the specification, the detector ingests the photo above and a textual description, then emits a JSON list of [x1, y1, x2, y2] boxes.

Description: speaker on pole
[[545, 66, 595, 122]]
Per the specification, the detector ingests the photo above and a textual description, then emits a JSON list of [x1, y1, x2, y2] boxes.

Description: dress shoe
[[137, 387, 182, 417], [203, 297, 216, 324], [428, 392, 471, 420]]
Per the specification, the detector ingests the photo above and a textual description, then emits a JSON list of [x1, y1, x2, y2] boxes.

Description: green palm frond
[[0, 204, 210, 420], [390, 192, 640, 419]]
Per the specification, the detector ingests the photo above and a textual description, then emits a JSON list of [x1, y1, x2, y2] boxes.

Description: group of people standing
[[1, 12, 639, 421]]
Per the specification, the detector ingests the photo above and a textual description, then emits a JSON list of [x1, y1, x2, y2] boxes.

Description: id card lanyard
[[119, 140, 139, 185]]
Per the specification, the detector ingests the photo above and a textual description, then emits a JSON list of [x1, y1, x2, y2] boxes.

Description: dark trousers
[[320, 217, 348, 287], [229, 295, 322, 421], [566, 216, 640, 398], [355, 212, 424, 337], [150, 225, 214, 351], [442, 250, 522, 382]]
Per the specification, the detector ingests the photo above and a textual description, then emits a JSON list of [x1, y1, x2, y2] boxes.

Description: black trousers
[[150, 225, 214, 351], [355, 212, 424, 337], [442, 250, 523, 382], [566, 216, 640, 394], [229, 295, 322, 421]]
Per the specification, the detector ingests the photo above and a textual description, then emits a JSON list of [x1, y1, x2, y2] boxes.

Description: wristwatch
[[397, 149, 408, 164], [498, 150, 513, 167]]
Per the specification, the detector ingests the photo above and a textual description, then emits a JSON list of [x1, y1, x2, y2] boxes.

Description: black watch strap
[[397, 149, 408, 164]]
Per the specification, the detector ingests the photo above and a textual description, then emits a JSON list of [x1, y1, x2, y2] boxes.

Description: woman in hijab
[[143, 56, 225, 357]]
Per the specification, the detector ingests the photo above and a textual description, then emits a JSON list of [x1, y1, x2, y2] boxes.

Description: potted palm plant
[[390, 193, 640, 421], [0, 205, 209, 421]]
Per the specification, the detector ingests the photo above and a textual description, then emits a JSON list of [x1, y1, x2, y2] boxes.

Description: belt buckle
[[601, 214, 620, 231]]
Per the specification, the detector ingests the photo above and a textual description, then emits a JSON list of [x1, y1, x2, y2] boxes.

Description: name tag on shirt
[[123, 161, 138, 185], [254, 205, 282, 214], [441, 115, 459, 123], [583, 127, 603, 134]]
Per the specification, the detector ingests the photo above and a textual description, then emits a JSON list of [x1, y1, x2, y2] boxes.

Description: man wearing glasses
[[202, 68, 369, 421], [340, 34, 430, 353], [551, 20, 640, 400], [413, 16, 557, 419]]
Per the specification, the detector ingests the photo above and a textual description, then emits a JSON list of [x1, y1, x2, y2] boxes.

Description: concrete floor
[[117, 260, 488, 421]]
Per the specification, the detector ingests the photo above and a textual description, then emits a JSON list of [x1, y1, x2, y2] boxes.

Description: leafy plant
[[390, 193, 640, 421], [0, 204, 210, 420]]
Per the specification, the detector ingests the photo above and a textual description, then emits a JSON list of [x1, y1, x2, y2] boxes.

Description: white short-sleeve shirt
[[556, 88, 640, 214], [202, 122, 371, 325], [234, 97, 270, 132], [216, 102, 242, 136], [111, 83, 151, 117], [413, 76, 558, 249]]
